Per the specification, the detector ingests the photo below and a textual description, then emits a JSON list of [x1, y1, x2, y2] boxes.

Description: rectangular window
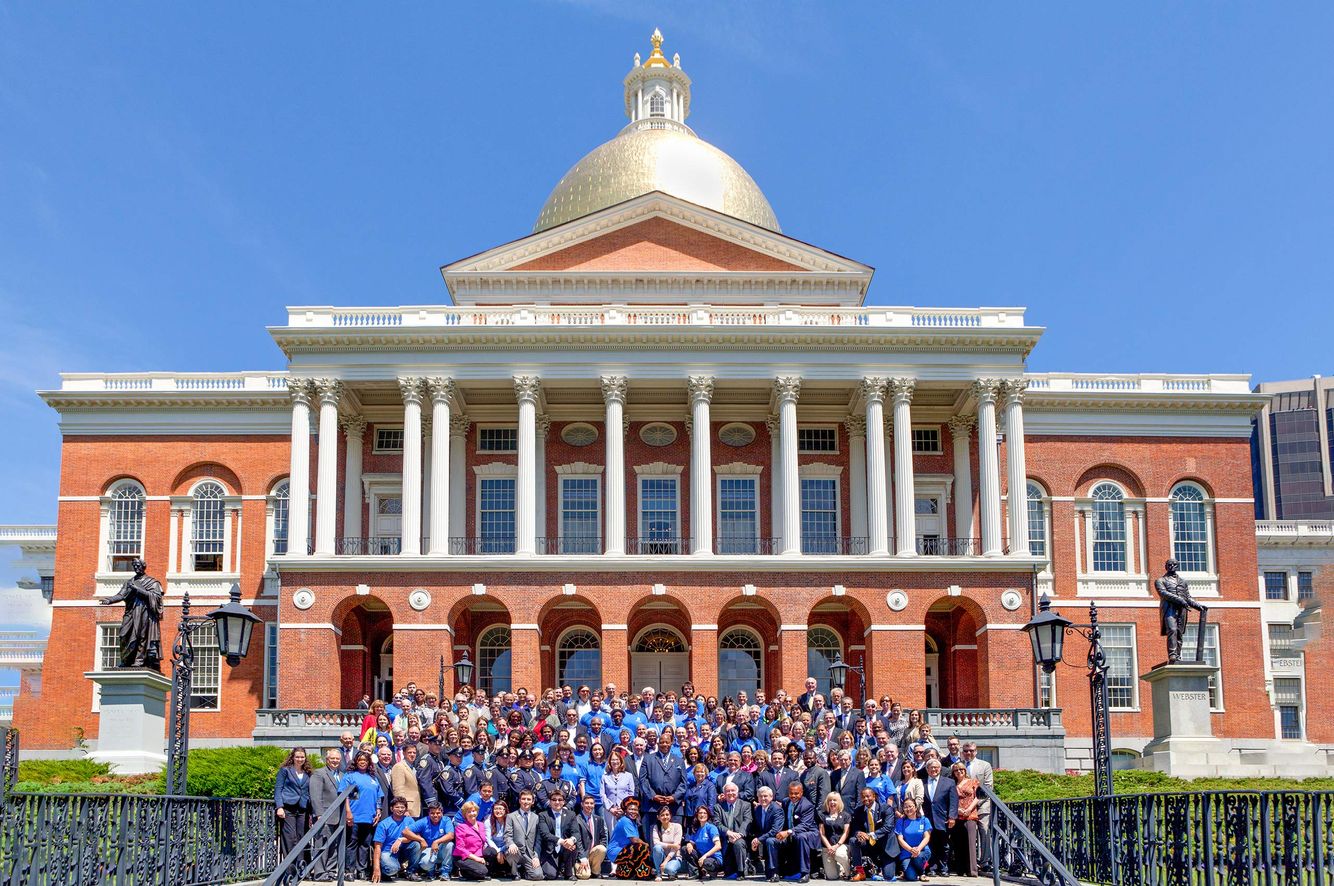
[[264, 623, 279, 709], [717, 476, 759, 554], [1028, 497, 1047, 558], [797, 427, 838, 453], [479, 478, 516, 554], [1274, 678, 1304, 739], [478, 427, 518, 452], [1091, 502, 1127, 572], [1298, 572, 1314, 601], [373, 426, 404, 453], [559, 477, 600, 554], [911, 426, 942, 453], [800, 477, 839, 554], [1268, 623, 1298, 666], [1039, 669, 1056, 708], [39, 575, 54, 597], [190, 630, 220, 710], [192, 497, 227, 572], [1182, 623, 1222, 709], [639, 476, 679, 553], [1100, 624, 1138, 710], [1264, 571, 1289, 601], [93, 623, 120, 711]]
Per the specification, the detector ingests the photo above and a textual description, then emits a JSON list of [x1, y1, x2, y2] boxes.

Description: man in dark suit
[[796, 677, 818, 713], [716, 752, 757, 802], [538, 789, 582, 879], [575, 794, 610, 876], [335, 732, 358, 773], [626, 737, 650, 782], [848, 787, 893, 881], [775, 782, 818, 881], [712, 782, 753, 879], [584, 716, 616, 757], [749, 786, 784, 881], [829, 750, 866, 812], [769, 758, 800, 800], [373, 746, 396, 820], [309, 748, 348, 880], [798, 750, 831, 811], [921, 759, 958, 876], [640, 729, 685, 829]]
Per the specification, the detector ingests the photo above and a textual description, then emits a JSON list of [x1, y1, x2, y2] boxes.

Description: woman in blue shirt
[[343, 751, 383, 880], [865, 759, 894, 804], [894, 797, 932, 881], [728, 722, 760, 755], [607, 798, 653, 879], [580, 741, 608, 812], [681, 806, 723, 879], [682, 764, 717, 823]]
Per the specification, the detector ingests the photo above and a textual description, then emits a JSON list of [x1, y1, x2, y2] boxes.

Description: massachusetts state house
[[16, 32, 1307, 772]]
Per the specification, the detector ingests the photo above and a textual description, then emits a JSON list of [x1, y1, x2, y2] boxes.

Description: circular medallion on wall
[[718, 422, 756, 447], [886, 590, 908, 612], [292, 588, 315, 611], [639, 422, 677, 446], [1000, 589, 1023, 612], [409, 589, 432, 612], [561, 422, 598, 447]]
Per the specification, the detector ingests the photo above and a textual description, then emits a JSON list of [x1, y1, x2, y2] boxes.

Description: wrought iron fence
[[0, 790, 278, 885], [979, 783, 1080, 886], [1009, 790, 1334, 886], [261, 782, 355, 886], [624, 536, 692, 555]]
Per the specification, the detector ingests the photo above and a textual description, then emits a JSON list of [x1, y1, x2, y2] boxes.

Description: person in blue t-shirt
[[344, 751, 383, 880], [373, 795, 426, 882], [894, 797, 933, 882], [457, 780, 497, 824], [682, 806, 723, 878], [407, 801, 455, 880]]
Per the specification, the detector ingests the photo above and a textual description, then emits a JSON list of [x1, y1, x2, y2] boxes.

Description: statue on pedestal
[[100, 557, 164, 670], [1154, 558, 1208, 664]]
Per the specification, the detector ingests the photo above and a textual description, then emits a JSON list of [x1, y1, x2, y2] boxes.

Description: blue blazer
[[274, 766, 311, 811]]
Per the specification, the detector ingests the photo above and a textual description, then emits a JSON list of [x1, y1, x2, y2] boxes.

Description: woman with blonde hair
[[453, 800, 491, 880], [818, 790, 851, 879]]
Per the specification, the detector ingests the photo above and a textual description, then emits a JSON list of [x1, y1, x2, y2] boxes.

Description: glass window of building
[[717, 476, 759, 554], [557, 628, 601, 687], [800, 478, 838, 554], [718, 628, 763, 700], [1268, 623, 1297, 663], [1100, 624, 1138, 710], [190, 630, 221, 710], [479, 478, 516, 554], [373, 426, 404, 453], [559, 477, 600, 554], [910, 427, 941, 453], [1298, 572, 1314, 601], [639, 476, 679, 553], [1026, 481, 1048, 558], [797, 427, 838, 453], [478, 427, 518, 452], [807, 626, 842, 698], [1264, 571, 1289, 601], [1091, 483, 1127, 572], [264, 623, 279, 709], [271, 481, 290, 555], [1181, 623, 1222, 709], [477, 626, 512, 696], [108, 482, 146, 572], [1274, 678, 1304, 739], [1170, 484, 1209, 572], [191, 481, 227, 572]]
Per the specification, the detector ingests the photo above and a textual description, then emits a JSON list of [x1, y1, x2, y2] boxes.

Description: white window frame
[[1074, 481, 1147, 596], [910, 424, 943, 454], [1027, 480, 1052, 568], [372, 425, 405, 453], [169, 479, 242, 578], [797, 425, 839, 454], [476, 425, 519, 453], [556, 626, 602, 688], [715, 465, 762, 553], [1100, 623, 1140, 712], [1182, 622, 1223, 711], [1168, 482, 1216, 577], [1273, 676, 1306, 741], [102, 480, 147, 574], [634, 463, 683, 543], [474, 464, 518, 553], [93, 622, 121, 712], [556, 467, 602, 554], [263, 622, 279, 709], [265, 479, 290, 558], [718, 626, 765, 699], [798, 465, 842, 553], [807, 625, 843, 698], [476, 625, 513, 696], [188, 628, 222, 712]]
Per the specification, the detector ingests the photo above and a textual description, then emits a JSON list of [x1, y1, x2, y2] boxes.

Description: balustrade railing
[[450, 536, 516, 555], [335, 535, 402, 555], [255, 709, 365, 730], [915, 536, 984, 556], [625, 536, 693, 556], [925, 707, 1061, 731], [802, 536, 870, 555], [537, 536, 603, 555], [715, 536, 783, 555]]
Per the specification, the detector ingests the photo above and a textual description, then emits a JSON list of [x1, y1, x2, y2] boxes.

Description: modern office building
[[1252, 375, 1334, 521]]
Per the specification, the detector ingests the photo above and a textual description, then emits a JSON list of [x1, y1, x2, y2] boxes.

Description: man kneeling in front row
[[373, 795, 425, 882]]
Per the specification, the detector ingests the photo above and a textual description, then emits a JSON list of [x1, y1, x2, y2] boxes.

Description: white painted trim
[[555, 462, 604, 475], [798, 462, 844, 477], [715, 472, 760, 551], [952, 644, 979, 651], [473, 462, 518, 476], [714, 462, 763, 475], [340, 644, 368, 651], [1024, 411, 1256, 438], [778, 624, 809, 632], [55, 598, 269, 608], [512, 623, 541, 630], [275, 552, 1049, 573], [279, 623, 343, 635], [634, 461, 684, 475], [1047, 599, 1263, 609], [601, 624, 629, 630], [975, 624, 1027, 635], [392, 624, 455, 632], [691, 624, 719, 630], [864, 625, 926, 632]]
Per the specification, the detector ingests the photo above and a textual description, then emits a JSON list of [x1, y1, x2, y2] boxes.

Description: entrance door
[[374, 635, 394, 700], [915, 496, 944, 554], [373, 496, 402, 554], [631, 627, 689, 694], [924, 652, 939, 708]]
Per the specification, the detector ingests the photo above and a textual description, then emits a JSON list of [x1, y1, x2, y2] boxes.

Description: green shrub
[[17, 759, 113, 784], [183, 745, 296, 799], [996, 769, 1334, 804], [13, 777, 163, 795]]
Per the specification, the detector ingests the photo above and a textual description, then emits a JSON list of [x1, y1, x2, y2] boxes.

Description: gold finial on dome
[[643, 27, 671, 68]]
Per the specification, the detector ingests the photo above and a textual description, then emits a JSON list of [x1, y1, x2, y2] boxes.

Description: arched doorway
[[924, 636, 940, 708], [631, 626, 689, 694], [925, 597, 985, 708], [539, 596, 604, 690], [333, 595, 393, 707], [557, 627, 602, 688], [448, 596, 512, 697], [375, 635, 394, 701], [718, 628, 764, 701], [808, 596, 870, 703]]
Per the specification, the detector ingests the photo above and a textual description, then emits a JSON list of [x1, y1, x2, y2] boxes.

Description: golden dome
[[534, 125, 781, 233]]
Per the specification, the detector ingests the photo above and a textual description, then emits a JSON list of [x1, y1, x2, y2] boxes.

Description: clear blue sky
[[1, 1, 1332, 544]]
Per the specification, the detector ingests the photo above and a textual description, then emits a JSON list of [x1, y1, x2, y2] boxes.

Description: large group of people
[[272, 678, 994, 883]]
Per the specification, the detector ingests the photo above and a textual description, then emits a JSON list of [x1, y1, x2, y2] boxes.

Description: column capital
[[971, 378, 1002, 404], [600, 375, 628, 405], [773, 376, 802, 404], [426, 376, 457, 404], [860, 377, 888, 403], [513, 375, 543, 404], [844, 415, 867, 438], [399, 377, 425, 405], [765, 415, 780, 435], [1001, 378, 1029, 406], [686, 375, 715, 404], [889, 377, 916, 404], [313, 378, 342, 407], [539, 415, 551, 441], [287, 379, 315, 407], [340, 415, 367, 438], [947, 414, 976, 436], [449, 415, 471, 438]]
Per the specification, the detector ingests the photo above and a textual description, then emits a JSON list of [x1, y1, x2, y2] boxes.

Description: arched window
[[1091, 483, 1127, 572], [649, 91, 666, 117], [807, 626, 842, 698], [191, 481, 227, 572], [718, 628, 763, 701], [558, 628, 601, 688], [1026, 481, 1048, 559], [1170, 484, 1210, 573], [634, 628, 686, 653], [108, 482, 146, 572], [477, 626, 512, 697], [271, 481, 290, 555]]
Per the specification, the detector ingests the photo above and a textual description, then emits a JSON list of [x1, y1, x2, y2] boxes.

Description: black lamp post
[[165, 584, 260, 796], [1024, 594, 1114, 798], [448, 650, 476, 695], [825, 652, 866, 715]]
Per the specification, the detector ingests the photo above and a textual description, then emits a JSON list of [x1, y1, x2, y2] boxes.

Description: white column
[[883, 416, 895, 544], [845, 415, 868, 543], [861, 378, 889, 556], [448, 416, 470, 551], [890, 378, 917, 556], [400, 377, 424, 555], [421, 416, 432, 541], [427, 378, 454, 555], [974, 379, 1004, 556], [767, 416, 782, 544], [688, 376, 715, 555], [313, 379, 342, 555], [775, 377, 802, 555], [514, 376, 541, 556], [602, 376, 627, 555], [536, 416, 549, 547], [948, 415, 976, 547], [287, 380, 313, 557], [341, 416, 366, 541], [1002, 379, 1030, 556]]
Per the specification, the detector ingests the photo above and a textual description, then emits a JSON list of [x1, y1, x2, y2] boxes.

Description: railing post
[[1, 727, 17, 797], [1201, 794, 1215, 886]]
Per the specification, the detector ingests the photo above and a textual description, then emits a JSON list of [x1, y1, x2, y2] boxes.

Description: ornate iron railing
[[0, 790, 278, 884], [1009, 790, 1334, 886], [261, 781, 356, 886], [979, 784, 1080, 886], [335, 535, 402, 555], [625, 536, 692, 555], [715, 536, 783, 555]]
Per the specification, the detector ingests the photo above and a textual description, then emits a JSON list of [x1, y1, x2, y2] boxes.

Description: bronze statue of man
[[1154, 558, 1207, 663], [100, 557, 164, 670]]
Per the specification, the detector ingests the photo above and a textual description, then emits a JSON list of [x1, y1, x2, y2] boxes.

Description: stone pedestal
[[86, 669, 170, 775], [1134, 662, 1228, 777]]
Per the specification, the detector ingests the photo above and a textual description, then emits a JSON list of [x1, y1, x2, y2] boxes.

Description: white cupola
[[623, 28, 691, 128]]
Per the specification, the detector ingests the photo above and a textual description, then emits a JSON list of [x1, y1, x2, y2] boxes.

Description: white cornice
[[272, 553, 1046, 574]]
